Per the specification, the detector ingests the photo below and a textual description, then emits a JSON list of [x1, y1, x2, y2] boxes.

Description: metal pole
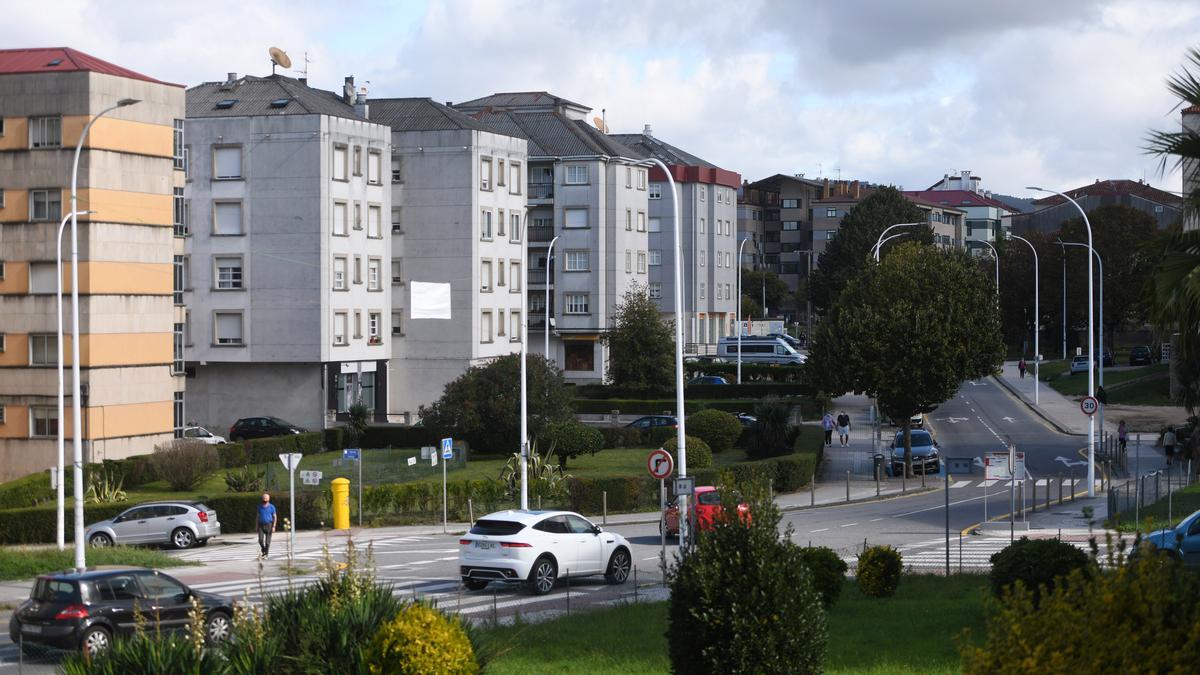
[[602, 491, 607, 525], [737, 237, 750, 384], [520, 213, 531, 511], [288, 458, 296, 558], [979, 240, 999, 302], [468, 498, 473, 524], [659, 479, 666, 576], [55, 210, 88, 551], [1061, 244, 1067, 360], [358, 450, 363, 527], [944, 472, 950, 577], [1009, 444, 1015, 543], [442, 446, 448, 533], [846, 470, 850, 502], [872, 222, 924, 262], [1012, 235, 1039, 405]]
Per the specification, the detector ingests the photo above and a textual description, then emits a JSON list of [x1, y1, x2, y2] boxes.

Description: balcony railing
[[529, 182, 554, 200], [528, 225, 555, 242], [528, 269, 554, 285]]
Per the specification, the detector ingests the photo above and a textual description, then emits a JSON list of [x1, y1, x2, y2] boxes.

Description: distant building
[[905, 171, 1017, 250], [738, 174, 823, 315], [0, 47, 186, 481], [1009, 179, 1182, 234]]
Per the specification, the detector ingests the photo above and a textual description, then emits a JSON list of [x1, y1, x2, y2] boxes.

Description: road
[[0, 376, 1101, 671]]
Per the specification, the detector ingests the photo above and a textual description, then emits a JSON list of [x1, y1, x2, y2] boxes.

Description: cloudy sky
[[7, 0, 1199, 197]]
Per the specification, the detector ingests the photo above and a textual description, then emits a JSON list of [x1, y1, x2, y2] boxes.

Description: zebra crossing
[[168, 534, 441, 564], [843, 536, 1096, 571], [945, 479, 1101, 491]]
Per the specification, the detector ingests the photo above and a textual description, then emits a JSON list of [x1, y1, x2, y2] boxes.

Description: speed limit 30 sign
[[1080, 395, 1099, 416]]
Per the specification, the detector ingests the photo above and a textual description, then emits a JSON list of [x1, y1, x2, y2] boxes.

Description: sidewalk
[[993, 360, 1108, 436], [816, 392, 888, 480]]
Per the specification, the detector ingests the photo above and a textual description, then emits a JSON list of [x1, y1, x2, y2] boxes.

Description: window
[[637, 211, 646, 232], [625, 250, 632, 273], [214, 312, 244, 345], [510, 213, 521, 242], [637, 252, 646, 274], [391, 259, 403, 284], [510, 260, 522, 291], [352, 146, 362, 176], [353, 256, 362, 285], [214, 256, 243, 289], [481, 260, 492, 292], [700, 218, 707, 234], [480, 311, 493, 343], [497, 209, 506, 237], [497, 260, 506, 287], [565, 165, 588, 184], [29, 116, 61, 148], [173, 188, 188, 236], [626, 167, 632, 188], [700, 250, 705, 266], [367, 258, 381, 291], [367, 205, 381, 238], [368, 312, 381, 343], [564, 208, 588, 229], [30, 189, 61, 221], [214, 146, 242, 179], [30, 334, 57, 365], [497, 309, 506, 336], [368, 150, 382, 185], [391, 207, 403, 233], [649, 217, 661, 233], [637, 169, 647, 190], [353, 310, 363, 339], [825, 208, 837, 218], [333, 256, 348, 290], [481, 209, 493, 239], [332, 144, 348, 181], [565, 293, 589, 314], [0, 189, 4, 208], [29, 262, 57, 293], [565, 250, 589, 271], [781, 199, 800, 208], [496, 159, 506, 187], [625, 209, 632, 231], [564, 342, 594, 371], [392, 311, 404, 335], [649, 183, 662, 199], [649, 282, 663, 299], [333, 201, 348, 236], [213, 201, 243, 235], [172, 255, 185, 303], [333, 312, 348, 345], [509, 162, 521, 194], [700, 186, 706, 201], [31, 407, 57, 437], [782, 220, 799, 231], [510, 311, 521, 341], [649, 250, 662, 266], [715, 284, 722, 299], [725, 283, 731, 300], [391, 156, 402, 182], [173, 392, 185, 437], [353, 202, 362, 230], [481, 157, 492, 191], [173, 323, 184, 374]]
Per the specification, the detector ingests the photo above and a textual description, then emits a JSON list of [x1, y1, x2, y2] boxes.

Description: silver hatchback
[[85, 502, 221, 550]]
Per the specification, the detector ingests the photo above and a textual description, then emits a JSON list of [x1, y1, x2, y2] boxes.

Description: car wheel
[[171, 527, 196, 550], [88, 532, 113, 547], [528, 556, 557, 595], [205, 611, 232, 643], [463, 578, 489, 591], [195, 538, 209, 547], [605, 548, 631, 584], [80, 626, 111, 656]]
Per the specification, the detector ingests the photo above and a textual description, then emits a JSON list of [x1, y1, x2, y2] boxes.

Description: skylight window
[[46, 59, 63, 67], [269, 98, 290, 108], [215, 99, 237, 110]]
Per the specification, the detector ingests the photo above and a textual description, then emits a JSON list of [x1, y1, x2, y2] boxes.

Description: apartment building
[[1009, 179, 1182, 234], [369, 97, 528, 422], [610, 128, 740, 347], [183, 74, 391, 433], [907, 171, 1018, 248], [738, 174, 825, 315], [454, 92, 648, 384], [0, 47, 185, 481]]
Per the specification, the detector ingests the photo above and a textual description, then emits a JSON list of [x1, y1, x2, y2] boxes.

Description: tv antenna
[[269, 47, 292, 75]]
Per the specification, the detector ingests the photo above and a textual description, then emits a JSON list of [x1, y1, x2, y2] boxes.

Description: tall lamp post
[[872, 222, 924, 261], [56, 209, 93, 550], [1030, 186, 1096, 497], [1011, 234, 1040, 405], [1059, 243, 1067, 360], [72, 98, 139, 572], [518, 214, 530, 511], [544, 236, 559, 362], [1059, 240, 1105, 452], [794, 248, 814, 346], [977, 240, 1000, 300], [736, 236, 753, 384]]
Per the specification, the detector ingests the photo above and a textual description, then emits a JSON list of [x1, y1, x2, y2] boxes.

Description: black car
[[625, 415, 678, 430], [885, 429, 940, 476], [1101, 347, 1115, 368], [8, 567, 232, 656], [1129, 345, 1154, 366], [228, 416, 306, 442]]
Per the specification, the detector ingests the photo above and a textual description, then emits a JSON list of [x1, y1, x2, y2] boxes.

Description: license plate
[[475, 541, 495, 550], [22, 624, 42, 634]]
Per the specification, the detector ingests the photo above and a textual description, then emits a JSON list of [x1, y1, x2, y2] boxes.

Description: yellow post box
[[331, 477, 351, 530]]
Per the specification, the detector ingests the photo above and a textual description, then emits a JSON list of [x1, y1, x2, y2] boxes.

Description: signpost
[[647, 448, 674, 571], [299, 470, 322, 486], [441, 438, 453, 533], [344, 448, 362, 526], [983, 449, 1025, 539], [278, 452, 302, 557], [1080, 395, 1099, 417]]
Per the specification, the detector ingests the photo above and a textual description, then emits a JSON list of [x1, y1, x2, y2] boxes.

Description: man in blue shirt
[[257, 493, 277, 559]]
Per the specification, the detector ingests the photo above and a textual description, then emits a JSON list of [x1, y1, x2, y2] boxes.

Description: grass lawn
[[1111, 482, 1200, 532], [0, 545, 193, 582], [480, 574, 989, 675], [1107, 375, 1178, 407], [1045, 363, 1168, 397]]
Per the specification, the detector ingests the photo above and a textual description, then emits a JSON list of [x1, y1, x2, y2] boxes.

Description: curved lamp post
[[736, 236, 753, 384], [872, 222, 924, 261], [56, 209, 93, 550], [977, 239, 1000, 301], [1010, 234, 1040, 405], [1059, 239, 1105, 458]]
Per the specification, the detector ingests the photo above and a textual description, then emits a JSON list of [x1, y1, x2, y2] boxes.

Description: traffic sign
[[299, 470, 323, 485], [343, 448, 360, 461], [441, 437, 454, 460], [407, 456, 417, 466], [985, 451, 1025, 480], [278, 453, 302, 471], [647, 448, 674, 480], [673, 476, 695, 497], [1080, 396, 1099, 416]]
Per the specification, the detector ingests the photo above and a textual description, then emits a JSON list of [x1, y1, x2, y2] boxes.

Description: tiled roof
[[1183, 104, 1200, 114], [746, 173, 826, 192], [454, 91, 588, 111], [607, 133, 715, 168], [464, 110, 638, 160], [370, 98, 498, 133], [903, 189, 1018, 213], [1029, 179, 1183, 207], [0, 47, 179, 87], [906, 195, 966, 213], [186, 74, 365, 121]]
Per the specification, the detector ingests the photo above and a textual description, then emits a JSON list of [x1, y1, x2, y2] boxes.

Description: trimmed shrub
[[989, 537, 1089, 606], [597, 426, 644, 448], [648, 426, 676, 448], [539, 420, 604, 469], [224, 465, 266, 493], [857, 545, 903, 598], [149, 440, 219, 491], [216, 442, 249, 468], [241, 432, 324, 464], [323, 427, 345, 454], [365, 602, 477, 674], [746, 398, 795, 459], [663, 436, 713, 469], [202, 492, 325, 533], [798, 546, 849, 608], [686, 409, 743, 453], [0, 471, 56, 510], [0, 503, 128, 545]]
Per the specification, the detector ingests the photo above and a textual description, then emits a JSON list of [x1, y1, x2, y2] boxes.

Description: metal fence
[[263, 446, 470, 493], [1108, 461, 1195, 529]]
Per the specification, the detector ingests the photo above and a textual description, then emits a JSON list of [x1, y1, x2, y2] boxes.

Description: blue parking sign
[[343, 448, 360, 461], [441, 437, 453, 460]]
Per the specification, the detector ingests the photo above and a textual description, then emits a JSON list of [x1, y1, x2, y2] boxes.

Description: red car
[[661, 486, 751, 537]]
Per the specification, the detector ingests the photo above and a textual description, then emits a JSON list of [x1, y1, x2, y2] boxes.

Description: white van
[[716, 336, 807, 365]]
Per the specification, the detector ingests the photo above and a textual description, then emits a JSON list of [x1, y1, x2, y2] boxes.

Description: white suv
[[459, 510, 632, 595]]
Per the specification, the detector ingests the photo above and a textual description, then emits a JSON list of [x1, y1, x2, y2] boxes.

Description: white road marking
[[951, 480, 973, 489], [839, 523, 858, 528], [810, 528, 829, 533]]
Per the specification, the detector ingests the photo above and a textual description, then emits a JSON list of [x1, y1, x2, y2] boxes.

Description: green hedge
[[214, 432, 328, 469], [573, 382, 812, 400], [0, 503, 130, 545], [574, 399, 752, 415], [684, 362, 809, 383], [0, 455, 159, 511], [202, 492, 327, 533]]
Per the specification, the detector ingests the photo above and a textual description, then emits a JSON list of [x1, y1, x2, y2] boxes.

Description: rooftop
[[1029, 179, 1182, 207], [370, 97, 500, 133], [0, 46, 180, 87], [608, 132, 717, 168], [903, 189, 1019, 213], [462, 109, 638, 159], [453, 91, 589, 113], [186, 74, 366, 121]]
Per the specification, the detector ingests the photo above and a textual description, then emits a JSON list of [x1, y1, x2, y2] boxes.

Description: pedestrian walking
[[836, 411, 851, 447], [1164, 427, 1177, 466], [257, 492, 277, 559], [1017, 358, 1027, 379], [1117, 420, 1127, 455], [821, 412, 835, 447]]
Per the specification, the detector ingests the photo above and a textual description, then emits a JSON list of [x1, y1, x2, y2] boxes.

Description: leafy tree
[[808, 186, 932, 314], [739, 269, 791, 315], [539, 420, 603, 469], [739, 294, 763, 320], [418, 354, 573, 454], [603, 283, 674, 392], [808, 242, 1004, 476]]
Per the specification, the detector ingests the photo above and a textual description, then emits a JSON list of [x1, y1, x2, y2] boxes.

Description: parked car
[[716, 335, 806, 365], [688, 375, 729, 385], [7, 567, 232, 656], [625, 415, 678, 430], [735, 412, 758, 428], [458, 510, 632, 595], [181, 426, 226, 445], [683, 355, 726, 365], [1129, 345, 1154, 366], [662, 486, 751, 537], [1137, 508, 1200, 568], [228, 416, 306, 442], [85, 501, 220, 550], [767, 332, 805, 350], [1101, 347, 1115, 368], [885, 429, 940, 476], [1069, 355, 1092, 374]]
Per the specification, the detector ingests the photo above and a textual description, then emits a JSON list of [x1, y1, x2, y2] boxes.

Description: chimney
[[445, 101, 453, 107], [299, 77, 307, 85], [226, 72, 237, 85], [643, 123, 653, 137], [354, 85, 369, 120], [343, 76, 355, 104], [851, 180, 860, 199]]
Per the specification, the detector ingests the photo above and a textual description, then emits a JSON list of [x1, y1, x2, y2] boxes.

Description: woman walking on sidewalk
[[1118, 420, 1127, 455], [1018, 358, 1027, 379], [821, 412, 835, 447]]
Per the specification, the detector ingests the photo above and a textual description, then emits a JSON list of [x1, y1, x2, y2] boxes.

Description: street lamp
[[71, 98, 139, 572], [977, 240, 999, 300], [1059, 242, 1067, 361], [872, 222, 924, 261], [56, 209, 93, 550], [872, 232, 910, 259], [545, 236, 559, 363], [736, 236, 753, 385], [794, 248, 815, 348], [1010, 234, 1040, 405], [1059, 239, 1105, 453], [1030, 186, 1096, 497]]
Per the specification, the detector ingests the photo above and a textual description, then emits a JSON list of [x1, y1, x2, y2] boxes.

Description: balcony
[[528, 269, 554, 285], [529, 182, 554, 200], [528, 225, 555, 242]]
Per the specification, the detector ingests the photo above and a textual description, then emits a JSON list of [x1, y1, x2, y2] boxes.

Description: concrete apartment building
[[182, 74, 391, 434], [739, 174, 824, 316], [369, 98, 527, 422], [609, 129, 741, 348], [0, 47, 185, 481], [905, 171, 1018, 248], [1009, 179, 1182, 234], [454, 92, 648, 384]]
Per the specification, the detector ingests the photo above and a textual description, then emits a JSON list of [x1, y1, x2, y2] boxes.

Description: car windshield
[[470, 519, 525, 536], [265, 417, 294, 426], [895, 431, 933, 448], [32, 578, 80, 604], [697, 491, 722, 506]]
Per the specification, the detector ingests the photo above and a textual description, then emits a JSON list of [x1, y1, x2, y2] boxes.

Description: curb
[[991, 373, 1084, 437]]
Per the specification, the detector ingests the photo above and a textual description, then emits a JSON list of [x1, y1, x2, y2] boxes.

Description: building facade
[[0, 47, 186, 481], [1008, 179, 1183, 234], [183, 74, 391, 434], [908, 171, 1018, 248]]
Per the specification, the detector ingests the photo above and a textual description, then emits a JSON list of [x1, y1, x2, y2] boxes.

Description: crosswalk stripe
[[951, 480, 973, 489]]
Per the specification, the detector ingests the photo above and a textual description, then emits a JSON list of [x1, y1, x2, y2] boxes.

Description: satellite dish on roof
[[269, 47, 292, 73], [592, 116, 609, 134]]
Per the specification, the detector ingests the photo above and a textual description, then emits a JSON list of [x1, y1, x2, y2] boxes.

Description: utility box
[[331, 478, 351, 530]]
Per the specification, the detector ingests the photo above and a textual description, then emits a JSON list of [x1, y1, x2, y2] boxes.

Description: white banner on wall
[[410, 281, 452, 319]]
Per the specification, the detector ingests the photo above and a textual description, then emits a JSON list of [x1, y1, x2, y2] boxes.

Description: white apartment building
[[370, 98, 528, 422], [183, 74, 391, 433]]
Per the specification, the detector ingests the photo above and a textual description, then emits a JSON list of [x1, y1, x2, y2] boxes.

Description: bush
[[597, 426, 644, 449], [798, 546, 848, 608], [0, 471, 55, 510], [0, 503, 128, 545], [241, 432, 324, 464], [663, 436, 712, 469], [747, 398, 795, 459], [202, 492, 325, 533], [366, 602, 477, 674], [360, 426, 444, 451], [539, 420, 604, 469], [989, 537, 1089, 606], [216, 442, 249, 468], [686, 409, 743, 453], [224, 465, 266, 493], [149, 440, 219, 491], [323, 427, 345, 454], [667, 497, 826, 673], [857, 545, 903, 598]]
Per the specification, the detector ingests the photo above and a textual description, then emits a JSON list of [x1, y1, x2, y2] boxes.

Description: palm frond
[[1166, 46, 1200, 108]]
